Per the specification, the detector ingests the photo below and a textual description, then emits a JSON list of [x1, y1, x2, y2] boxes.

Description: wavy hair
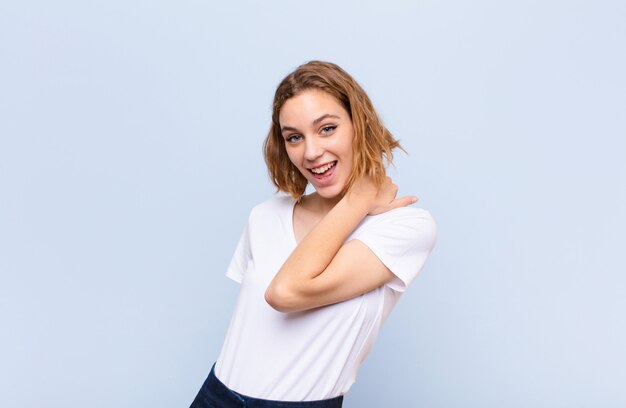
[[263, 60, 403, 200]]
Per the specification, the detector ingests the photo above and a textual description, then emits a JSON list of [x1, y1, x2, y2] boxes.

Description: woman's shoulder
[[367, 205, 435, 225], [252, 193, 294, 210], [247, 193, 294, 220], [356, 205, 437, 244]]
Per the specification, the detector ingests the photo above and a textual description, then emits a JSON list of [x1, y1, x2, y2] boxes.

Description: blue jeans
[[190, 363, 344, 408]]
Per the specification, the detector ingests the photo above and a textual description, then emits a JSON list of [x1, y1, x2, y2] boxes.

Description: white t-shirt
[[214, 194, 437, 401]]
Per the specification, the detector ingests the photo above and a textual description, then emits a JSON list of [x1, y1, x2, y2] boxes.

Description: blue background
[[1, 1, 625, 407]]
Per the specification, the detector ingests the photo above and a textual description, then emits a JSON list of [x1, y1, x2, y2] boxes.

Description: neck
[[301, 192, 344, 216]]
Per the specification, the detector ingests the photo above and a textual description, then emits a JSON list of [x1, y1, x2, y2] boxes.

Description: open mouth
[[308, 161, 337, 175]]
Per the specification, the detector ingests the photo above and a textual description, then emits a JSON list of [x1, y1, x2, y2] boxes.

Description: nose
[[303, 135, 323, 162]]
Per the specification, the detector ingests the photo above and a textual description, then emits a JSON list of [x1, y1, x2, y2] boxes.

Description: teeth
[[311, 162, 336, 174]]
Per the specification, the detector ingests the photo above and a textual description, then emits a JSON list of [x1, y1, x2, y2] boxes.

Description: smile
[[309, 161, 337, 175]]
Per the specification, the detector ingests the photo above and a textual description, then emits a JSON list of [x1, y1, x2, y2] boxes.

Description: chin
[[313, 185, 344, 200]]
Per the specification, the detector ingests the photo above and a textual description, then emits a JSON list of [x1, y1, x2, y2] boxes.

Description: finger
[[389, 195, 418, 209]]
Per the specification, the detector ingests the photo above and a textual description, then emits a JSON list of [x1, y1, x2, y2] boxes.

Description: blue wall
[[1, 1, 625, 406]]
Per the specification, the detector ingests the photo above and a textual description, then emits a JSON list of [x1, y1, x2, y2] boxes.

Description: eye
[[285, 134, 302, 143], [321, 125, 337, 135]]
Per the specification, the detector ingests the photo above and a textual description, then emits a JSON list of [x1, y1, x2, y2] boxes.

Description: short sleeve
[[225, 218, 252, 284], [354, 208, 437, 292]]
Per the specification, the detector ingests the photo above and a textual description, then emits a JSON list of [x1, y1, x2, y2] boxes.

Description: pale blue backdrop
[[1, 1, 624, 407]]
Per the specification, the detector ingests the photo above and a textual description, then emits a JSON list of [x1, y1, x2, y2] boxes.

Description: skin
[[264, 89, 417, 313]]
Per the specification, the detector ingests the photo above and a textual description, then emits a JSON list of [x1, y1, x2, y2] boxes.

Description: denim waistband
[[191, 362, 344, 408]]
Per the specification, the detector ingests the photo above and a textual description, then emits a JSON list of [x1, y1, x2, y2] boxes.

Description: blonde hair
[[263, 60, 403, 200]]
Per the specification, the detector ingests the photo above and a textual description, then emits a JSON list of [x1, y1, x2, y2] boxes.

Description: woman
[[190, 61, 437, 407]]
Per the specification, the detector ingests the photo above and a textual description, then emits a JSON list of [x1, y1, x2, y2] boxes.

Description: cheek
[[285, 148, 302, 168], [333, 134, 354, 160]]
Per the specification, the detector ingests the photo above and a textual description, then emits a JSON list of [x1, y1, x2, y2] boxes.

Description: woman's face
[[278, 89, 354, 200]]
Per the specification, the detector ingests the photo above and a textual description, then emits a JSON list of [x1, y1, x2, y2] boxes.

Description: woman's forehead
[[279, 90, 347, 127]]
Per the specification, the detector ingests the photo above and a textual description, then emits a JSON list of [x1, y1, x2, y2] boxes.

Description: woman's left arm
[[265, 178, 416, 313]]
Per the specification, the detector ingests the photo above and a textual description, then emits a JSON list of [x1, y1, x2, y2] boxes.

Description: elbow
[[264, 281, 301, 313]]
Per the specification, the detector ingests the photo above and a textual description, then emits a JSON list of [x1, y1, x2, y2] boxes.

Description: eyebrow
[[281, 114, 341, 134]]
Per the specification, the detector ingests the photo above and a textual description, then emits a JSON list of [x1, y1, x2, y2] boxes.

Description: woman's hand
[[347, 176, 418, 215]]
